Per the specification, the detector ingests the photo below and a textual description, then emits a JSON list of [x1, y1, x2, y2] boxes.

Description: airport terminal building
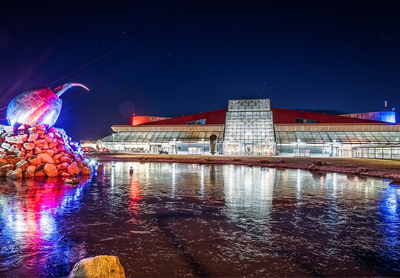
[[98, 99, 400, 159]]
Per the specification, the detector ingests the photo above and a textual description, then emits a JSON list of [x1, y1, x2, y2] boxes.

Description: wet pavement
[[0, 162, 399, 277]]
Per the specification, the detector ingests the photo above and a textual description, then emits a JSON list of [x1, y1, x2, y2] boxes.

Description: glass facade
[[353, 145, 400, 160], [223, 99, 276, 155], [276, 131, 400, 157], [100, 130, 224, 154]]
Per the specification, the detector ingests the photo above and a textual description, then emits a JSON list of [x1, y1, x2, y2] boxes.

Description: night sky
[[1, 0, 400, 140]]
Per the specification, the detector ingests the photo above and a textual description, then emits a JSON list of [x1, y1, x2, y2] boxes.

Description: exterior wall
[[341, 111, 397, 123], [132, 116, 170, 126], [223, 99, 276, 155]]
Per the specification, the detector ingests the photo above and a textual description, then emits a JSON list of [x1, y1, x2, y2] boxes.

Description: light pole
[[202, 138, 205, 154]]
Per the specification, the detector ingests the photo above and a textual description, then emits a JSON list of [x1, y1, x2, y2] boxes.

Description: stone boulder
[[43, 150, 54, 157], [28, 156, 42, 166], [313, 160, 322, 166], [60, 172, 71, 178], [38, 153, 54, 164], [60, 156, 72, 164], [68, 256, 125, 278], [0, 164, 14, 174], [1, 142, 11, 150], [25, 165, 36, 178], [44, 163, 58, 177], [15, 160, 28, 172], [9, 168, 23, 179], [23, 142, 35, 150], [57, 162, 69, 171], [0, 158, 7, 166], [67, 162, 80, 176], [5, 170, 14, 178], [28, 133, 39, 142], [81, 167, 91, 176], [308, 164, 318, 171], [35, 170, 46, 178], [53, 153, 63, 161], [357, 167, 367, 174], [7, 157, 21, 164], [5, 134, 28, 144]]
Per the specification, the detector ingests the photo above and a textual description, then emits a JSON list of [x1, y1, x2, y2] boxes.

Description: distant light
[[89, 159, 97, 165]]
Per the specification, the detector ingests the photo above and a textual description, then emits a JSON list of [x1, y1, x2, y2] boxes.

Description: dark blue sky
[[1, 0, 400, 140]]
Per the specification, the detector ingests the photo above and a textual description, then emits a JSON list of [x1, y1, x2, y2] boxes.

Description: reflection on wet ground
[[0, 162, 399, 277]]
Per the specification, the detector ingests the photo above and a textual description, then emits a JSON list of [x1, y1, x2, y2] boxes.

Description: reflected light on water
[[0, 163, 399, 277]]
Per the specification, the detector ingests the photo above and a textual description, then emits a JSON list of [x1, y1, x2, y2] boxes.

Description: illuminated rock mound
[[0, 123, 91, 179]]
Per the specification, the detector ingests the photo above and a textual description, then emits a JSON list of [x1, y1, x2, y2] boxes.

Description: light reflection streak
[[200, 165, 204, 199], [296, 169, 301, 201], [129, 175, 142, 218], [0, 177, 88, 274], [224, 165, 276, 219], [379, 186, 400, 260], [171, 163, 176, 197]]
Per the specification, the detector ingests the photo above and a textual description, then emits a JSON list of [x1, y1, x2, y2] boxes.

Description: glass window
[[155, 132, 167, 143]]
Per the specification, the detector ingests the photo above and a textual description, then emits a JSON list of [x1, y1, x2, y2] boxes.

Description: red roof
[[140, 109, 227, 125], [271, 108, 384, 124], [135, 108, 386, 126]]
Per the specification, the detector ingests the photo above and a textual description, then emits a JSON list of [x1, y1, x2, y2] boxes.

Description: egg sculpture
[[6, 83, 89, 128]]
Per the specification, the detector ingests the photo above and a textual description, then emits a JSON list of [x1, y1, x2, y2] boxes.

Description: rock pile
[[0, 124, 91, 179]]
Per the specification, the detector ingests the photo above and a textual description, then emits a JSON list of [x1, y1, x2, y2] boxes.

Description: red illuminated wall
[[131, 116, 170, 126], [139, 109, 227, 125]]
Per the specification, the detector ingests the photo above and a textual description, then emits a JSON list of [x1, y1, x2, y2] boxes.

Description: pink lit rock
[[15, 160, 28, 172], [44, 164, 58, 177], [38, 153, 54, 164], [67, 162, 79, 176], [9, 168, 23, 179], [25, 165, 36, 178], [28, 156, 42, 166], [81, 167, 91, 176], [23, 142, 35, 150]]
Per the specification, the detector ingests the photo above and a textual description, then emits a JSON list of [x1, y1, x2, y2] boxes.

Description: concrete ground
[[87, 152, 400, 183]]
